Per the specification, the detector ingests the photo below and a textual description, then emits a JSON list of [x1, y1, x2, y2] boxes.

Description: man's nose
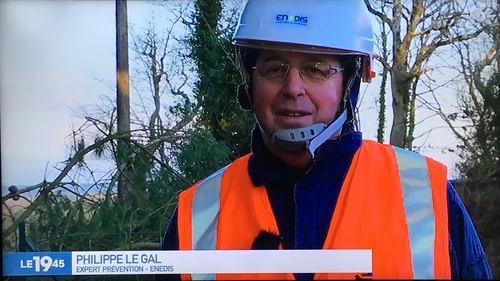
[[281, 67, 305, 98]]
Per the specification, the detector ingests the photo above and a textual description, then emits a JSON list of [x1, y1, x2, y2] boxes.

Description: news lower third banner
[[3, 250, 371, 276]]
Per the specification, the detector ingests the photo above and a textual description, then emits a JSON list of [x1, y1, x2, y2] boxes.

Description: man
[[157, 0, 493, 279]]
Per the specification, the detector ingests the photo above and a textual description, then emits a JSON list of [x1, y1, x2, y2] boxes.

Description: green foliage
[[26, 181, 179, 253], [28, 191, 89, 251], [25, 136, 190, 252], [376, 18, 389, 144], [14, 159, 183, 281], [173, 128, 232, 182], [457, 72, 500, 180], [455, 71, 500, 277], [94, 136, 105, 157], [186, 0, 255, 161]]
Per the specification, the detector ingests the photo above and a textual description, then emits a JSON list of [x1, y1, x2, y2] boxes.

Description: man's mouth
[[284, 112, 305, 117], [280, 111, 309, 117]]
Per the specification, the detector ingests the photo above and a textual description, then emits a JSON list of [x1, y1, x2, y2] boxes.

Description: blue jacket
[[157, 128, 493, 280]]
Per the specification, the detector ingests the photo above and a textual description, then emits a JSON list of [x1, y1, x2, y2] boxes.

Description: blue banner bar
[[3, 250, 372, 276], [3, 252, 72, 276]]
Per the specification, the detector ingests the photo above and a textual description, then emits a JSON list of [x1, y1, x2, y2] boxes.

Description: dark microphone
[[251, 230, 282, 250]]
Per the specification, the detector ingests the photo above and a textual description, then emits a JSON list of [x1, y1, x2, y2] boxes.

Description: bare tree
[[129, 3, 198, 163], [448, 1, 499, 179], [2, 2, 197, 241], [365, 0, 496, 149]]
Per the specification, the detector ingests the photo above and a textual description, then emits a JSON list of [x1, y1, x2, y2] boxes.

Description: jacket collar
[[248, 124, 363, 186]]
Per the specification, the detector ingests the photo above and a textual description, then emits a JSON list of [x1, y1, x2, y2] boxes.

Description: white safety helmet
[[232, 0, 375, 156], [233, 0, 375, 83]]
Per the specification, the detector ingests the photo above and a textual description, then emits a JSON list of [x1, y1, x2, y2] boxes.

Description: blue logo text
[[275, 14, 308, 25]]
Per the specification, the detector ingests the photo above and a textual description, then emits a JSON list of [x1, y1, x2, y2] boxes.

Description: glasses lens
[[255, 61, 342, 81], [258, 62, 289, 80], [300, 62, 331, 80]]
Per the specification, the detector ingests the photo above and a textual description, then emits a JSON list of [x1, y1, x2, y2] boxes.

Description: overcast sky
[[1, 0, 466, 189], [0, 0, 159, 187]]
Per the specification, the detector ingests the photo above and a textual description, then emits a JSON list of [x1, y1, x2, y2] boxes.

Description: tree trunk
[[390, 73, 411, 148]]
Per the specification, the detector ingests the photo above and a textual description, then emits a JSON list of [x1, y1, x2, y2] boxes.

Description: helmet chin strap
[[257, 109, 347, 155], [257, 62, 361, 157]]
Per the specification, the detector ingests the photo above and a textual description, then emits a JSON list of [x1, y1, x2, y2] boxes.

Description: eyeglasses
[[252, 61, 344, 82]]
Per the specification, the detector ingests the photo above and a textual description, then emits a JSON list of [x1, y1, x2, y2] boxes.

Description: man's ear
[[237, 84, 253, 110]]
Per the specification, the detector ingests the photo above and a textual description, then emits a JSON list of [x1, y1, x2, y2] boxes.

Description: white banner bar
[[71, 250, 371, 275]]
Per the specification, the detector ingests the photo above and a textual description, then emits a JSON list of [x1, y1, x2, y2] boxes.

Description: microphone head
[[251, 230, 282, 250]]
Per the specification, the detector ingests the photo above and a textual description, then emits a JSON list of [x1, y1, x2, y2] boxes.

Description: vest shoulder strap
[[392, 145, 435, 279]]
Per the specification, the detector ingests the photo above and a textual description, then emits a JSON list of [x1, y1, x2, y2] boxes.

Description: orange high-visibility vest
[[177, 140, 451, 280]]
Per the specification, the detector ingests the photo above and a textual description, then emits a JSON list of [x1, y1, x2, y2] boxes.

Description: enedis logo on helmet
[[275, 14, 308, 26]]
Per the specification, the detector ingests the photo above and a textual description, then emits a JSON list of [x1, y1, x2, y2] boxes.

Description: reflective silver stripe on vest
[[191, 165, 227, 280], [393, 146, 435, 279]]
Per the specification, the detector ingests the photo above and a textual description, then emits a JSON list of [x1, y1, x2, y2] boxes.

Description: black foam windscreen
[[251, 230, 282, 250]]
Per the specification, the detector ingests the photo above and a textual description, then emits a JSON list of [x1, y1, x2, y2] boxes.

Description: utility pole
[[116, 0, 132, 200]]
